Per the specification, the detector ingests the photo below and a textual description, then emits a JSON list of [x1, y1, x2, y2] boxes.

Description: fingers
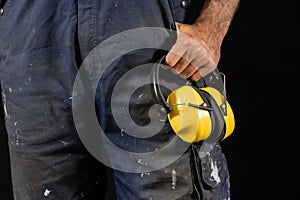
[[165, 39, 187, 67], [165, 34, 216, 81], [190, 71, 202, 82]]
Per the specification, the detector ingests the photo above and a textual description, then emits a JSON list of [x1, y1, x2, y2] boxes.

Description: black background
[[1, 1, 298, 199]]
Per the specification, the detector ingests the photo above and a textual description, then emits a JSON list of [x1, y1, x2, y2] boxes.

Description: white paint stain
[[60, 140, 68, 146], [172, 169, 177, 190], [2, 92, 10, 119], [210, 160, 221, 184], [25, 77, 32, 85], [44, 189, 51, 197], [137, 159, 148, 166], [140, 172, 150, 178]]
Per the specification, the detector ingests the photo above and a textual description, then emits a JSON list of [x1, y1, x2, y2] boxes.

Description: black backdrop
[[1, 1, 298, 199]]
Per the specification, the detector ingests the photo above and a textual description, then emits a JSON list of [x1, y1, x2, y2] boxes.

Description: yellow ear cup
[[201, 87, 235, 140], [166, 85, 212, 143], [152, 55, 235, 143]]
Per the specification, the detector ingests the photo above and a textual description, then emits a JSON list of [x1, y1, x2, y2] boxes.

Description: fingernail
[[165, 54, 173, 65], [171, 69, 180, 75], [161, 64, 170, 70]]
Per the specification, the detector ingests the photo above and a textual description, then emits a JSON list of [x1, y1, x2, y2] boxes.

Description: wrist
[[193, 20, 228, 48]]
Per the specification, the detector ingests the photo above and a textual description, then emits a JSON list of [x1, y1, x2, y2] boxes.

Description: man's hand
[[165, 22, 221, 82], [165, 0, 240, 82]]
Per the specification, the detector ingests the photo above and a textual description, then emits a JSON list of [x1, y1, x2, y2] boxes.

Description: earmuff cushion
[[192, 87, 226, 143]]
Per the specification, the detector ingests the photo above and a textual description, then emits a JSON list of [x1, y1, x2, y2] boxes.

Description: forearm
[[194, 0, 240, 47]]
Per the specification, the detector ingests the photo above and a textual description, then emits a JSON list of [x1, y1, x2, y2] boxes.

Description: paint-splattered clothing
[[0, 0, 230, 199]]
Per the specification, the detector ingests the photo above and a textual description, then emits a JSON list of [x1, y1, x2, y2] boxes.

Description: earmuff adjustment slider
[[169, 103, 214, 111], [187, 103, 214, 111]]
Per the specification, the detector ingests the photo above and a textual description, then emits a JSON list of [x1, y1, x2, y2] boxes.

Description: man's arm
[[165, 0, 240, 81]]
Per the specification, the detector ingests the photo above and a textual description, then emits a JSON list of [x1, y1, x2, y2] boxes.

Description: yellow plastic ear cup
[[201, 87, 235, 140], [152, 55, 235, 143], [166, 85, 212, 143]]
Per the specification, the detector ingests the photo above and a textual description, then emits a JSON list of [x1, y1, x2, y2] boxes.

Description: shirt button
[[0, 8, 4, 16], [181, 0, 188, 9]]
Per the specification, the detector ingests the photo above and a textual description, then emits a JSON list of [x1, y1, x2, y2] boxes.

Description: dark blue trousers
[[0, 0, 230, 199]]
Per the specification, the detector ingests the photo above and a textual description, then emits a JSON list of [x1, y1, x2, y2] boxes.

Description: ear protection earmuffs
[[152, 56, 235, 143]]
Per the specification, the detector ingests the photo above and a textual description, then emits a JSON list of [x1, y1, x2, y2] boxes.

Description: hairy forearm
[[195, 0, 240, 46]]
